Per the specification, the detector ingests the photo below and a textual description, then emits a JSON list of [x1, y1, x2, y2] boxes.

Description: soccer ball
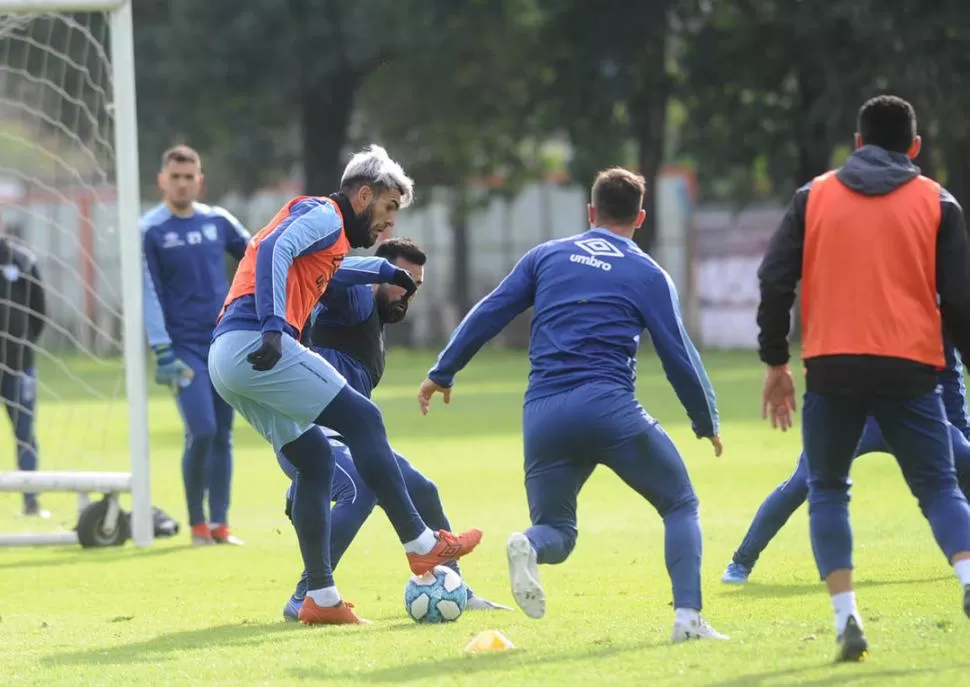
[[404, 565, 468, 623]]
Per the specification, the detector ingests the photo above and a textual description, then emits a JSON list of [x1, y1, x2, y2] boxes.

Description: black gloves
[[392, 268, 417, 297], [247, 331, 283, 371]]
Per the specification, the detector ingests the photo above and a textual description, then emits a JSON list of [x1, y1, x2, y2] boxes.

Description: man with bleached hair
[[208, 145, 483, 626]]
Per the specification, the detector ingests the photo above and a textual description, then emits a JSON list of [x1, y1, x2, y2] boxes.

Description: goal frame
[[0, 0, 151, 547]]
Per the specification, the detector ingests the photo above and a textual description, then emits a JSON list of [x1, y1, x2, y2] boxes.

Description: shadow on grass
[[42, 621, 304, 666], [732, 575, 953, 600], [290, 637, 669, 683], [711, 661, 970, 686], [0, 542, 193, 571], [43, 616, 665, 679]]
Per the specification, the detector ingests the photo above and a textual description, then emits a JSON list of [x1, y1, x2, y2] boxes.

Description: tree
[[355, 0, 552, 313], [675, 0, 970, 205], [537, 0, 673, 250], [133, 0, 437, 195]]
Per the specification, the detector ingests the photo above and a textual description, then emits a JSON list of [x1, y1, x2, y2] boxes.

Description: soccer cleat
[[298, 597, 369, 625], [721, 562, 751, 584], [671, 615, 730, 642], [835, 616, 868, 662], [964, 585, 970, 618], [407, 528, 483, 575], [190, 523, 215, 546], [209, 524, 244, 546], [506, 532, 545, 619], [283, 595, 303, 622], [465, 595, 513, 611]]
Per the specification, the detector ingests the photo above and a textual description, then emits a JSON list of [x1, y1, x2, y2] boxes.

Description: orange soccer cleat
[[407, 528, 483, 575], [298, 597, 369, 625], [190, 523, 214, 546]]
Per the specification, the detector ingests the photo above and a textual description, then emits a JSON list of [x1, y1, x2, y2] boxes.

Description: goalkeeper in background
[[141, 144, 251, 546], [0, 227, 47, 518]]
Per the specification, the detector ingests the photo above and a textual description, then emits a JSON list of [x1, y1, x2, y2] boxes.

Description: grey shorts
[[208, 329, 347, 451]]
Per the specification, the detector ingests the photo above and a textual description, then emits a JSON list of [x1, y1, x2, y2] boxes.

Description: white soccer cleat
[[465, 596, 513, 611], [506, 532, 545, 619], [671, 615, 729, 643]]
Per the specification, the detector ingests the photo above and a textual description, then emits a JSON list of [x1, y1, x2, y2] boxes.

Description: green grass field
[[3, 349, 970, 686]]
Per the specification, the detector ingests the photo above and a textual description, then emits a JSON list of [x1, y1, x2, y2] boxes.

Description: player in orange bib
[[208, 145, 482, 625]]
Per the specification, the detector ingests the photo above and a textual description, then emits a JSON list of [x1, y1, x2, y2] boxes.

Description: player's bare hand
[[417, 378, 451, 415], [761, 363, 797, 431], [709, 436, 723, 457]]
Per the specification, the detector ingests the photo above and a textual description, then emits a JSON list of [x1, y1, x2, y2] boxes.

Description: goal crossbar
[[0, 1, 126, 11], [0, 470, 130, 493]]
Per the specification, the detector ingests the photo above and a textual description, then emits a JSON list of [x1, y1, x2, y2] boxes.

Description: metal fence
[[0, 167, 777, 355]]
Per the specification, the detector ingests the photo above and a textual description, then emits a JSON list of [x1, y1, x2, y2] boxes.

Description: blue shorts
[[208, 329, 347, 451]]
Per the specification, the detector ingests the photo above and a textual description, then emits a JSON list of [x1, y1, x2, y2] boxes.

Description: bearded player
[[209, 145, 482, 625]]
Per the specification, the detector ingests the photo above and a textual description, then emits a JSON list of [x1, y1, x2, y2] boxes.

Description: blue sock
[[182, 433, 213, 526], [315, 386, 426, 544], [281, 429, 335, 590]]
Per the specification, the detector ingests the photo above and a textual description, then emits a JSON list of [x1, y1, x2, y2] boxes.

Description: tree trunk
[[630, 0, 670, 253], [794, 70, 834, 186], [633, 92, 667, 252], [450, 187, 472, 316], [300, 69, 361, 195]]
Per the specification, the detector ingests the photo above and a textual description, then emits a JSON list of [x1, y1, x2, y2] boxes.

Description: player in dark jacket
[[0, 234, 47, 516]]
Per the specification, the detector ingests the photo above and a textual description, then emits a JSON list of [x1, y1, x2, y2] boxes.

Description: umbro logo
[[574, 237, 624, 258], [437, 543, 463, 559], [570, 237, 623, 272]]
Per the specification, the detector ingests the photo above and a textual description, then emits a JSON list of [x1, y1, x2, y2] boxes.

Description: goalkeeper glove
[[247, 330, 283, 371], [152, 344, 194, 391]]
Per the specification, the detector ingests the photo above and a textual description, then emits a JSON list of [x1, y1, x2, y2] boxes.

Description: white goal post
[[0, 0, 150, 547]]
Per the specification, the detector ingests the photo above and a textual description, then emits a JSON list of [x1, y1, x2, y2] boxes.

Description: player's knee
[[185, 430, 215, 458], [212, 426, 232, 448], [807, 474, 850, 494], [658, 488, 699, 519], [910, 474, 962, 512], [186, 420, 218, 445]]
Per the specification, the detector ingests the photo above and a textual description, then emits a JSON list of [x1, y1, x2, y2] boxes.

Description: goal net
[[0, 1, 150, 547]]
